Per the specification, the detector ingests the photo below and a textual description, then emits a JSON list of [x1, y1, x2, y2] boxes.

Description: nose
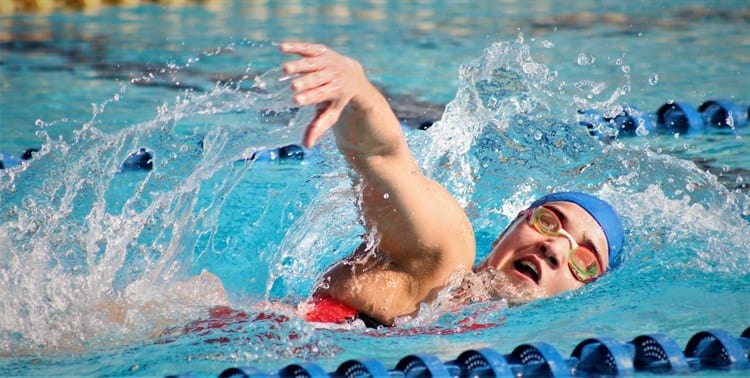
[[539, 237, 570, 269]]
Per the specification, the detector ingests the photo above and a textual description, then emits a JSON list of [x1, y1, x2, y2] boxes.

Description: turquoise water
[[1, 1, 749, 376]]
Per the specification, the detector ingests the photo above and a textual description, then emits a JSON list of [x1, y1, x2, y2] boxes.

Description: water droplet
[[577, 52, 595, 66], [725, 112, 735, 128], [635, 124, 650, 136], [534, 131, 543, 140], [621, 65, 630, 74], [541, 40, 554, 48], [35, 119, 44, 126], [383, 193, 390, 199], [648, 73, 659, 86]]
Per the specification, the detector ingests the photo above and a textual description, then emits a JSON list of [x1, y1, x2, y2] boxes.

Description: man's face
[[477, 201, 610, 298]]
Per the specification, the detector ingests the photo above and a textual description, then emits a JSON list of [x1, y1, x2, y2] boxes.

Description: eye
[[533, 208, 560, 234], [571, 247, 601, 275]]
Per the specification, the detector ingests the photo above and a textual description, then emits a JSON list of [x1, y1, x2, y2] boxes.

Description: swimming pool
[[1, 0, 748, 376]]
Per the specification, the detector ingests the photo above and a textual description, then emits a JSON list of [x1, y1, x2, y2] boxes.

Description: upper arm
[[355, 140, 476, 287]]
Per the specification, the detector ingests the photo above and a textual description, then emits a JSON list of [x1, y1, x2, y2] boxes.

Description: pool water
[[1, 1, 749, 376]]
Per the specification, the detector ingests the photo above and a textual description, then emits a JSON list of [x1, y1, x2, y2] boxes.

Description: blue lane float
[[199, 327, 750, 378], [579, 98, 749, 138], [572, 336, 634, 375], [577, 109, 608, 138], [2, 99, 747, 171], [698, 99, 748, 129], [247, 144, 306, 163], [609, 105, 655, 136], [454, 348, 511, 376], [578, 105, 655, 140], [685, 329, 750, 370], [0, 151, 21, 170], [335, 359, 391, 378], [119, 147, 154, 172], [0, 148, 38, 169], [656, 101, 705, 133], [631, 334, 691, 374]]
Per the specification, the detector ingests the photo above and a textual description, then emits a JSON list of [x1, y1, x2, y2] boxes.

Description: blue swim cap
[[530, 192, 624, 269]]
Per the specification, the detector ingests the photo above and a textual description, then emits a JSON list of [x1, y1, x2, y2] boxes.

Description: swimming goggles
[[526, 206, 603, 283]]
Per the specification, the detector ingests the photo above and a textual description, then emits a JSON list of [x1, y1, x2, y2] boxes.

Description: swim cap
[[530, 192, 624, 269]]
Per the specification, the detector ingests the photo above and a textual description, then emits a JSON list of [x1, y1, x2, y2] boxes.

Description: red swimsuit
[[301, 295, 360, 323], [301, 295, 385, 328]]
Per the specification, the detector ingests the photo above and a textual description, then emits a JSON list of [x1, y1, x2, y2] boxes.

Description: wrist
[[346, 81, 383, 116]]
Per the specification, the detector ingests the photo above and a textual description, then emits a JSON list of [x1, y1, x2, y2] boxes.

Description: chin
[[502, 285, 547, 306], [481, 269, 547, 305]]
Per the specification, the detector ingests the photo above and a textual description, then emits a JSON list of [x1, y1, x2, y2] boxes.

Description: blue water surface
[[1, 1, 749, 376]]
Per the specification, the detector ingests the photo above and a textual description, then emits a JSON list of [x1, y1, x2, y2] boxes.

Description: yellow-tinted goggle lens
[[569, 246, 601, 282], [530, 207, 560, 235]]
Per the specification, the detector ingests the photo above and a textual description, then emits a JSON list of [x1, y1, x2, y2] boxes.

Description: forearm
[[332, 75, 407, 171]]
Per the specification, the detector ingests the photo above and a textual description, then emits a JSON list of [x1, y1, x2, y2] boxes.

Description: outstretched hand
[[280, 42, 370, 148]]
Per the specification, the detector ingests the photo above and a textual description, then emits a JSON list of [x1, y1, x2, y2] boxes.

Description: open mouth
[[513, 259, 540, 284]]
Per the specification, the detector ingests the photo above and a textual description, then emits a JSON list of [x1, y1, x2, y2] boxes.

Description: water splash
[[0, 42, 315, 355]]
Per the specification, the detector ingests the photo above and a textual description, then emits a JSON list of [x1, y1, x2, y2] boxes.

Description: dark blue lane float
[[0, 148, 39, 169], [188, 327, 750, 378], [657, 99, 748, 131], [115, 144, 306, 173], [572, 336, 634, 375], [247, 144, 306, 163], [656, 101, 705, 133], [699, 100, 749, 129], [579, 106, 655, 140], [119, 147, 154, 172], [580, 98, 748, 139], [3, 99, 746, 171]]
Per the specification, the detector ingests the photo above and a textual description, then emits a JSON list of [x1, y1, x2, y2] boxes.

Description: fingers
[[280, 43, 337, 76], [302, 112, 323, 148], [292, 78, 343, 107], [279, 42, 328, 57], [302, 102, 345, 148], [290, 68, 336, 93], [279, 42, 355, 148], [302, 106, 330, 148], [282, 55, 327, 75]]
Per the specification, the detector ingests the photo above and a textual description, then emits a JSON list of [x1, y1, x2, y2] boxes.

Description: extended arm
[[281, 43, 475, 324]]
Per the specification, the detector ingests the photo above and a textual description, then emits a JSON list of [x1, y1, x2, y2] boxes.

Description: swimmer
[[279, 42, 624, 327]]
